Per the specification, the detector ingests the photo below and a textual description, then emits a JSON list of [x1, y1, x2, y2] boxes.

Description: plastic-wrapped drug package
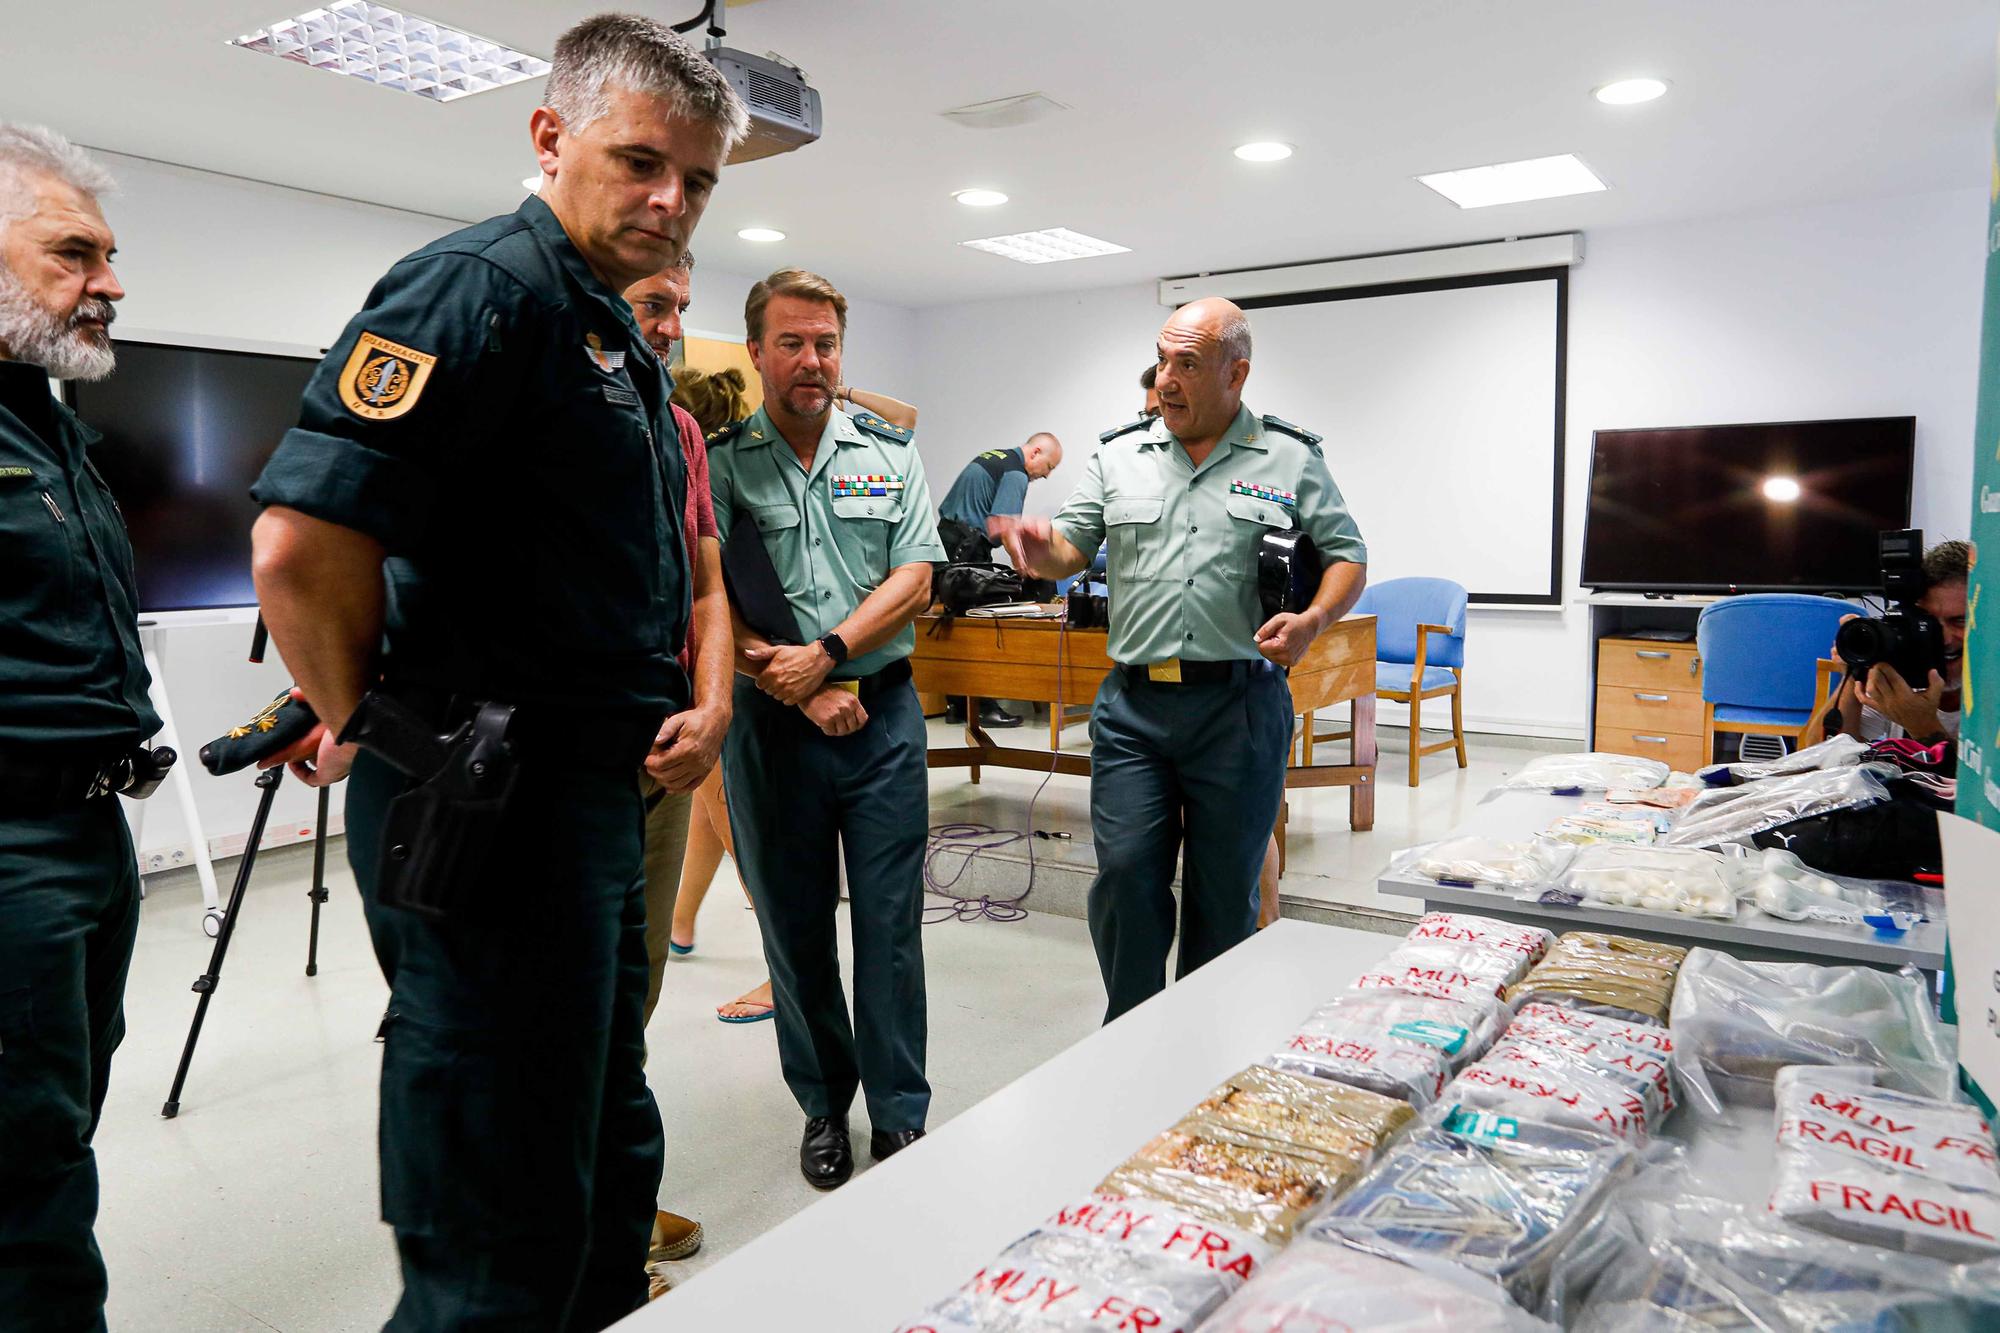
[[1769, 1066, 2000, 1262], [1197, 1238, 1557, 1332], [1554, 845, 1735, 919], [1271, 991, 1508, 1107], [1038, 1192, 1275, 1285], [1504, 932, 1687, 1026], [1668, 948, 1955, 1107], [1098, 1124, 1358, 1245], [1499, 751, 1670, 793], [1556, 1190, 2000, 1333], [1395, 839, 1575, 892], [893, 1224, 1239, 1333], [1503, 1008, 1678, 1115], [1476, 1030, 1673, 1128], [1351, 940, 1523, 1003], [1406, 912, 1556, 968], [1310, 1121, 1635, 1308], [1189, 1064, 1414, 1170], [1446, 1051, 1657, 1145]]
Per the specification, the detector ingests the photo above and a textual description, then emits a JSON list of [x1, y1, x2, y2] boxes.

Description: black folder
[[722, 509, 804, 646]]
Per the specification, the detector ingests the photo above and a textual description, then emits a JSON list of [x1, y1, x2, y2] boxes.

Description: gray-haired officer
[[709, 268, 943, 1190], [249, 16, 746, 1329], [1000, 298, 1366, 1022]]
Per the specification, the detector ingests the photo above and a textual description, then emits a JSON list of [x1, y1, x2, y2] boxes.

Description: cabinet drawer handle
[[1631, 734, 1669, 744], [1633, 692, 1671, 702], [1635, 650, 1671, 660]]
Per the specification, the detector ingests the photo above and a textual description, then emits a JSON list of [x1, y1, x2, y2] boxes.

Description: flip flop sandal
[[667, 939, 694, 957], [717, 1001, 776, 1025]]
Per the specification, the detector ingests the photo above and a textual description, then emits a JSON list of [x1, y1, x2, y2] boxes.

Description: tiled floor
[[93, 720, 1569, 1330]]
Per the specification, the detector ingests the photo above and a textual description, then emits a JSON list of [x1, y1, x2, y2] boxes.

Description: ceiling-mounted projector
[[706, 46, 821, 163]]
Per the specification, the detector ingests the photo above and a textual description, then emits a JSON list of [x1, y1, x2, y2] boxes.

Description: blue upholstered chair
[[1351, 577, 1469, 786], [1695, 594, 1855, 761]]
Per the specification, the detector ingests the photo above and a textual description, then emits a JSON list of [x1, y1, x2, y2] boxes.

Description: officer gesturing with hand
[[1000, 298, 1367, 1022]]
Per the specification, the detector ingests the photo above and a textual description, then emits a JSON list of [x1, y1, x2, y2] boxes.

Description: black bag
[[1751, 776, 1946, 881], [936, 562, 1022, 614]]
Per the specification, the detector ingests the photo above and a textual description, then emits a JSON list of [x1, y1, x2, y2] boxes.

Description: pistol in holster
[[337, 691, 520, 921]]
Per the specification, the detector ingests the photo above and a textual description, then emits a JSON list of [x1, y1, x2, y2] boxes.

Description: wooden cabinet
[[1594, 637, 1705, 771]]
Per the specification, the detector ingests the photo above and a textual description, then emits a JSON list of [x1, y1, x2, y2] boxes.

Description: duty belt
[[0, 743, 175, 813], [1117, 658, 1280, 687], [823, 656, 914, 702]]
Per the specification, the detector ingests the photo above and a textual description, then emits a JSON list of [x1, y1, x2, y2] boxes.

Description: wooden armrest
[[1417, 622, 1458, 639]]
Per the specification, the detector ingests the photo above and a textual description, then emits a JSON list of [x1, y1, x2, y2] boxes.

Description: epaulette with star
[[1098, 416, 1154, 445], [852, 410, 913, 444], [1261, 414, 1324, 454], [704, 418, 749, 449]]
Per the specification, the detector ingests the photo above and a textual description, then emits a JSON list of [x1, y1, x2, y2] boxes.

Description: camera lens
[[1834, 616, 1892, 675]]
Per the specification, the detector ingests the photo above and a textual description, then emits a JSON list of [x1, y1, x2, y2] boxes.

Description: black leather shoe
[[870, 1127, 926, 1162], [800, 1116, 852, 1190], [944, 699, 967, 725], [976, 702, 1023, 729]]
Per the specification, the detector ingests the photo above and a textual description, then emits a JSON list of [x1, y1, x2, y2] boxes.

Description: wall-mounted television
[[68, 339, 318, 612], [1579, 416, 1915, 594]]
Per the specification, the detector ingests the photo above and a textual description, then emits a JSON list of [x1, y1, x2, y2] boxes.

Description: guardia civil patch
[[584, 332, 626, 373], [339, 331, 437, 421], [0, 466, 31, 479]]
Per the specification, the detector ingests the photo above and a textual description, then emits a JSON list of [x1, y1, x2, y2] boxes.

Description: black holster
[[339, 691, 520, 921]]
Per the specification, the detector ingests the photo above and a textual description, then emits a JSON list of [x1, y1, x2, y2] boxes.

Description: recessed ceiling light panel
[[1594, 77, 1669, 105], [1416, 153, 1607, 209], [959, 227, 1131, 265], [953, 188, 1009, 207], [1761, 476, 1802, 503], [738, 227, 786, 243], [230, 2, 551, 103], [1233, 141, 1294, 162]]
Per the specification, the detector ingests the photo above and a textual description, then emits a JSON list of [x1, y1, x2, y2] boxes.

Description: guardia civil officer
[[709, 269, 944, 1190], [1000, 298, 1367, 1022], [249, 18, 747, 1329], [0, 124, 158, 1332]]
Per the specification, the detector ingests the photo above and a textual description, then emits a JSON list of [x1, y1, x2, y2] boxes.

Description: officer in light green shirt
[[1000, 298, 1367, 1021], [708, 269, 943, 1191]]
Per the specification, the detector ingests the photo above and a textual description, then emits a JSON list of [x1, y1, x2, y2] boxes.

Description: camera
[[1065, 583, 1109, 629], [1833, 528, 1946, 685]]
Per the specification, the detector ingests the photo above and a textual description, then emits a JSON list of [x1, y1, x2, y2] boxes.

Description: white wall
[[92, 152, 918, 867], [908, 185, 1989, 737]]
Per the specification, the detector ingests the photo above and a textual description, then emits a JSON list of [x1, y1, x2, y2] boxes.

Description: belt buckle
[[1147, 658, 1182, 683], [831, 679, 861, 696]]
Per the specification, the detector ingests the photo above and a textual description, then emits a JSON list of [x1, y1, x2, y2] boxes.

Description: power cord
[[922, 608, 1074, 924]]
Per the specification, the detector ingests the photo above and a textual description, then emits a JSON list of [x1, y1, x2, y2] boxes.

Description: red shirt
[[673, 402, 719, 670]]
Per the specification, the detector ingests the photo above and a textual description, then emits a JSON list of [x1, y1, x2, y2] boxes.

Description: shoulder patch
[[1260, 414, 1324, 451], [704, 418, 749, 448], [851, 410, 913, 443], [340, 331, 437, 421], [1098, 416, 1154, 445]]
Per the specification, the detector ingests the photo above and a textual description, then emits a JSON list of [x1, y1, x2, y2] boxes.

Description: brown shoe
[[646, 1264, 673, 1301], [649, 1210, 703, 1263]]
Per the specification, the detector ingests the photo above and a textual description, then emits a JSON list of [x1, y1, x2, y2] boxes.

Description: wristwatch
[[817, 632, 849, 667]]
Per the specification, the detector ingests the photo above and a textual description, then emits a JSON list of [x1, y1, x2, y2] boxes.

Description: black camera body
[[1833, 528, 1946, 686], [1065, 585, 1109, 629]]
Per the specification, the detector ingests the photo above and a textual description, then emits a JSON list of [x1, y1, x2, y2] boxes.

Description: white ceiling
[[2, 0, 1992, 308]]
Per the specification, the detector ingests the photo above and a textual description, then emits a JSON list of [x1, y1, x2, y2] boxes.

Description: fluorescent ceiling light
[[1761, 476, 1802, 503], [230, 2, 551, 103], [960, 227, 1131, 265], [1233, 141, 1293, 163], [1416, 153, 1606, 209], [953, 188, 1009, 207], [1594, 77, 1670, 106], [738, 227, 786, 243]]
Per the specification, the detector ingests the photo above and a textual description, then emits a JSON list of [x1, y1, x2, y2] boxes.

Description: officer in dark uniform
[[0, 124, 162, 1332], [709, 268, 944, 1190], [1000, 298, 1367, 1022], [248, 19, 746, 1330]]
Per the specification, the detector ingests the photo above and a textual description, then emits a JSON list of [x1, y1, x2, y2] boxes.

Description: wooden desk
[[909, 613, 1376, 833]]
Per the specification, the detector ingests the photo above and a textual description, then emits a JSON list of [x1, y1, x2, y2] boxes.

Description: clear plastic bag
[[1504, 932, 1688, 1027], [1446, 1050, 1659, 1144], [1549, 1187, 2000, 1333], [1696, 732, 1870, 786], [1392, 839, 1575, 892], [1352, 940, 1526, 1003], [1499, 1012, 1680, 1116], [1554, 845, 1736, 919], [1197, 1238, 1557, 1331], [1272, 991, 1507, 1107], [1661, 764, 1892, 848], [1668, 948, 1956, 1109], [1041, 1192, 1275, 1285], [1187, 1064, 1414, 1171], [1499, 751, 1670, 794], [1540, 810, 1661, 847], [1407, 912, 1557, 967], [1310, 1121, 1635, 1307], [895, 1223, 1239, 1332], [1099, 1124, 1358, 1244]]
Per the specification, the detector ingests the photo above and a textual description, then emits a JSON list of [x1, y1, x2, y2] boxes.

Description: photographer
[[1831, 539, 1971, 744]]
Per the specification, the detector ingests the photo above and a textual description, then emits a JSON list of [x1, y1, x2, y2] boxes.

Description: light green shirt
[[1053, 404, 1366, 665], [710, 405, 945, 676]]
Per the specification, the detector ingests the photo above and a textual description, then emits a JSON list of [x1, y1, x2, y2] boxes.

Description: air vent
[[941, 92, 1070, 130], [745, 67, 803, 118]]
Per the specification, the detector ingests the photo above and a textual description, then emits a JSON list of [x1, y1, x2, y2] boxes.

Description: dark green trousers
[[346, 752, 662, 1333], [0, 798, 138, 1333], [723, 675, 931, 1132], [1087, 667, 1291, 1023]]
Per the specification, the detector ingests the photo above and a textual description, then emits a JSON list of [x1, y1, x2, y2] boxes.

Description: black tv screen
[[69, 340, 317, 611], [1579, 416, 1915, 594]]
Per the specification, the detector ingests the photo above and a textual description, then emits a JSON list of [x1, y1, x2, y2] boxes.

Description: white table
[[619, 920, 1401, 1330], [1375, 790, 1947, 974]]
